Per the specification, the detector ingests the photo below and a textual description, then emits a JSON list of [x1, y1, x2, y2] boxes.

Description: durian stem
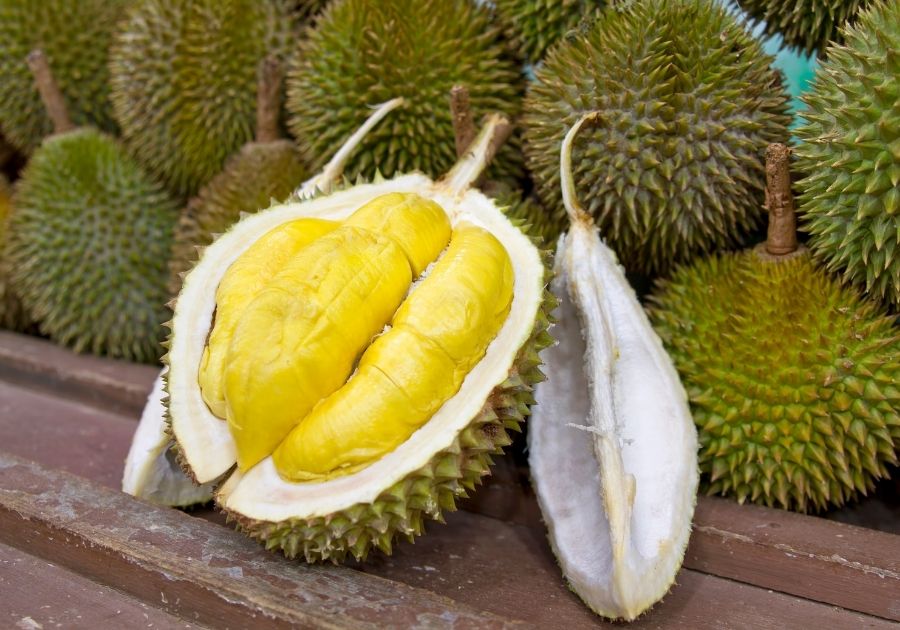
[[296, 97, 405, 199], [450, 85, 476, 159], [27, 50, 74, 136], [561, 112, 602, 226], [255, 55, 283, 144], [440, 113, 512, 197], [765, 143, 799, 256]]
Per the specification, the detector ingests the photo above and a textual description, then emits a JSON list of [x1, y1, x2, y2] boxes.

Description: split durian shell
[[161, 116, 552, 561], [528, 116, 698, 620]]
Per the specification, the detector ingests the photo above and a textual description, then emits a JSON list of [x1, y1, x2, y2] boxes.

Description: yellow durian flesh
[[218, 193, 452, 471], [198, 218, 338, 418], [273, 223, 514, 481]]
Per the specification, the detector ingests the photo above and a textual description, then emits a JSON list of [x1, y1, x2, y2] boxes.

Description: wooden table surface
[[0, 330, 897, 629]]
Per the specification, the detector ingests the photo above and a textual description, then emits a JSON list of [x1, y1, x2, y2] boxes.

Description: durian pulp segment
[[199, 218, 338, 419], [217, 193, 451, 471], [273, 223, 514, 481]]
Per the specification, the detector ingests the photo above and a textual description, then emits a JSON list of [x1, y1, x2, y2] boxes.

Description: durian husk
[[0, 176, 31, 331], [736, 0, 868, 56]]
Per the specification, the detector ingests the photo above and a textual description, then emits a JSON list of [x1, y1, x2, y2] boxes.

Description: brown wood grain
[[0, 454, 522, 630]]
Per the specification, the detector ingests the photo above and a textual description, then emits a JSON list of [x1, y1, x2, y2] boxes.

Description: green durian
[[0, 0, 127, 155], [648, 144, 900, 513], [285, 0, 524, 183], [109, 0, 294, 197], [736, 0, 869, 56], [795, 0, 900, 307], [523, 0, 791, 275], [492, 0, 607, 64], [0, 175, 31, 331]]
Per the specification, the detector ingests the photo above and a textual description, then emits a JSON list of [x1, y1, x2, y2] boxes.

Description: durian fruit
[[492, 0, 607, 64], [0, 0, 127, 155], [153, 106, 552, 562], [795, 0, 900, 307], [285, 0, 523, 184], [168, 57, 308, 296], [736, 0, 868, 56], [109, 0, 294, 197], [523, 0, 791, 275], [8, 51, 178, 363], [0, 175, 31, 331], [649, 143, 900, 512], [529, 114, 698, 620]]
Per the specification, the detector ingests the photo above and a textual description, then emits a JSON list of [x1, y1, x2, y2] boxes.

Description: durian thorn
[[560, 112, 603, 227], [255, 55, 283, 145], [26, 49, 75, 136], [764, 142, 799, 256], [296, 97, 405, 200], [440, 113, 512, 198], [450, 85, 476, 159]]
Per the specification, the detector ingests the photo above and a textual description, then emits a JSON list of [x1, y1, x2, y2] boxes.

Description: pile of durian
[[1, 0, 897, 621]]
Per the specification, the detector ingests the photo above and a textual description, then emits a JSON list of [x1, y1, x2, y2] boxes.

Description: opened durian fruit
[[127, 102, 554, 561]]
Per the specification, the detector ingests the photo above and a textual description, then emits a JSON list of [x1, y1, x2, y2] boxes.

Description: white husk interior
[[168, 174, 544, 521]]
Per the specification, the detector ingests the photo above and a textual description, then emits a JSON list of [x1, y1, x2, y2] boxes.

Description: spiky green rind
[[497, 189, 563, 245], [285, 0, 524, 183], [493, 0, 606, 64], [8, 129, 178, 362], [110, 0, 293, 197], [0, 176, 30, 331], [648, 247, 900, 512], [523, 0, 791, 276], [168, 140, 308, 296], [0, 0, 127, 155], [795, 1, 900, 307], [227, 283, 557, 563], [737, 0, 869, 56]]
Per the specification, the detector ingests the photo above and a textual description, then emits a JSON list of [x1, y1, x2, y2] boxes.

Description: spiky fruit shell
[[0, 0, 127, 155], [285, 0, 524, 183], [523, 0, 791, 276], [109, 0, 293, 197], [492, 0, 607, 64], [8, 128, 178, 363], [165, 171, 552, 563], [168, 140, 308, 296], [648, 247, 900, 512], [496, 189, 560, 244], [0, 175, 30, 331], [795, 0, 900, 307], [736, 0, 868, 56]]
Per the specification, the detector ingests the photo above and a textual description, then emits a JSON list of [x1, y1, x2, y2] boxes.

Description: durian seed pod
[[523, 0, 792, 275], [795, 0, 900, 307], [110, 0, 295, 197], [529, 113, 698, 620], [492, 0, 608, 64], [648, 143, 900, 512], [168, 56, 309, 296], [8, 50, 178, 363], [0, 175, 32, 332], [285, 0, 525, 185], [0, 0, 126, 155], [736, 0, 869, 57]]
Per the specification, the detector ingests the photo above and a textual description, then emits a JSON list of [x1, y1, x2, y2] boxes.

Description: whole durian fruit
[[285, 0, 523, 183], [492, 0, 607, 64], [0, 0, 128, 155], [523, 0, 791, 275], [649, 144, 900, 512], [8, 52, 178, 363], [109, 0, 293, 197], [0, 175, 31, 331], [736, 0, 869, 56], [795, 0, 900, 307], [168, 57, 308, 295]]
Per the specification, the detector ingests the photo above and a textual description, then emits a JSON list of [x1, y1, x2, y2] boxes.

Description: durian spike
[[255, 55, 283, 145], [450, 85, 476, 159], [296, 97, 405, 199], [764, 142, 799, 256], [441, 113, 512, 198], [560, 112, 602, 227], [26, 49, 74, 136]]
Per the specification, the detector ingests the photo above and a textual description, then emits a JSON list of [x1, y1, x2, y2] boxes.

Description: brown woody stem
[[255, 55, 283, 144], [764, 143, 798, 256], [27, 49, 74, 135], [450, 85, 476, 159]]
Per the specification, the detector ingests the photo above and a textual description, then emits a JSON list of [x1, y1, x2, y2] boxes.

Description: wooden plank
[[0, 454, 522, 629], [0, 542, 201, 629]]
